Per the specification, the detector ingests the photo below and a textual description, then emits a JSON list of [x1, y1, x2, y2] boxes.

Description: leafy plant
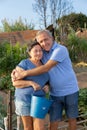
[[0, 41, 27, 92], [1, 17, 34, 32], [66, 32, 87, 62], [0, 96, 7, 128], [78, 88, 87, 116]]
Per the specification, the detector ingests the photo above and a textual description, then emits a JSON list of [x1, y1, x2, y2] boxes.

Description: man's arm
[[26, 60, 57, 74], [12, 60, 58, 80]]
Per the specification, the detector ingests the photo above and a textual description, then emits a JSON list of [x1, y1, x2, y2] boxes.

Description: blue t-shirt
[[42, 42, 79, 96], [15, 59, 49, 102]]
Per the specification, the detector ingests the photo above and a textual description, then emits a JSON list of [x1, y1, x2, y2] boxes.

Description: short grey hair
[[36, 30, 53, 39]]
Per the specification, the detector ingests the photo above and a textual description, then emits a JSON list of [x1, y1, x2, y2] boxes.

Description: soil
[[76, 71, 87, 89]]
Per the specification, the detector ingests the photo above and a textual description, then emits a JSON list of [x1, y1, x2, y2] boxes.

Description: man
[[12, 30, 79, 130]]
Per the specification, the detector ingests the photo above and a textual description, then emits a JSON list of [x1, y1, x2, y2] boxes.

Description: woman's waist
[[15, 87, 45, 96]]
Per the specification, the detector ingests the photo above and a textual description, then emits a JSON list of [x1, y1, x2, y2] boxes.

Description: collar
[[43, 41, 59, 53], [50, 41, 59, 51]]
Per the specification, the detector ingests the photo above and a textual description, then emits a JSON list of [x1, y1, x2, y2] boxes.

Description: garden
[[0, 33, 87, 129]]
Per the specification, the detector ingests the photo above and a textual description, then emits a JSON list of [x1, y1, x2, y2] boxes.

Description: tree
[[1, 17, 34, 32], [33, 0, 49, 28], [59, 13, 87, 31], [49, 0, 73, 26], [54, 12, 87, 43], [33, 0, 73, 28]]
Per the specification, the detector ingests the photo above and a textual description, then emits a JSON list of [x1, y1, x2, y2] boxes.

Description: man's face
[[36, 33, 53, 51]]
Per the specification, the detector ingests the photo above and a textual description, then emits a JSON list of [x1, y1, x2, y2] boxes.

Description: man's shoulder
[[53, 42, 66, 50]]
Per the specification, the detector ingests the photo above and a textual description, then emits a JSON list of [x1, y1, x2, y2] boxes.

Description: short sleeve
[[50, 46, 68, 62], [17, 59, 27, 70]]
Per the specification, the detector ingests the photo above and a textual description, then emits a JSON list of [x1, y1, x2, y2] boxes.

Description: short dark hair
[[27, 40, 40, 52]]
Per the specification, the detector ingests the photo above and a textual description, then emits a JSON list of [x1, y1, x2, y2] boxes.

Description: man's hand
[[11, 69, 17, 82], [11, 66, 26, 81]]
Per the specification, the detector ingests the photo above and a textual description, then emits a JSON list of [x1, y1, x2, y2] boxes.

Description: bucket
[[30, 96, 53, 119]]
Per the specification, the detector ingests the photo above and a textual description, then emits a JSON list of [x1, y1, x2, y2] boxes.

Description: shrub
[[0, 41, 27, 92], [66, 33, 87, 62], [78, 88, 87, 116]]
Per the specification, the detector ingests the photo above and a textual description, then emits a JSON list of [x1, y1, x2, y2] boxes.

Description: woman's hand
[[30, 81, 41, 91]]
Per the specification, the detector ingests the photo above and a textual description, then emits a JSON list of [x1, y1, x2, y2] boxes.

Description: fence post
[[4, 117, 8, 130], [17, 116, 21, 130], [7, 90, 12, 130]]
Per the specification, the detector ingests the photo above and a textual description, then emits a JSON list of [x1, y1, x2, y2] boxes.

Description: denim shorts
[[49, 91, 79, 122], [15, 99, 31, 116]]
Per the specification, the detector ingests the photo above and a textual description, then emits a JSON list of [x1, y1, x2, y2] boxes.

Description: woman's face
[[29, 44, 43, 61]]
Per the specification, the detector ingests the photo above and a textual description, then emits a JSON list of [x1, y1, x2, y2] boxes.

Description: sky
[[0, 0, 87, 30]]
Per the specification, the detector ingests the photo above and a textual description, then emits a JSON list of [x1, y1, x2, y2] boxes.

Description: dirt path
[[76, 72, 87, 88]]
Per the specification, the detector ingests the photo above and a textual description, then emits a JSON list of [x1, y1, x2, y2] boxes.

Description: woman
[[12, 41, 49, 130]]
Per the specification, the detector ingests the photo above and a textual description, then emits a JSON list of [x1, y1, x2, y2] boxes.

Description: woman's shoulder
[[17, 58, 30, 69], [19, 58, 30, 64]]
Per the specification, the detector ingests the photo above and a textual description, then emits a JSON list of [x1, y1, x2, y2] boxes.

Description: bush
[[79, 88, 87, 116], [66, 33, 87, 62], [0, 41, 27, 92], [0, 96, 7, 128]]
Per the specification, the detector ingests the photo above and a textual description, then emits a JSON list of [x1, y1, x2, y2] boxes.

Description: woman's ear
[[28, 51, 31, 58]]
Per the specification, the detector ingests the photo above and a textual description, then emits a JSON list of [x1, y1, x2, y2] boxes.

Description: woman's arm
[[12, 80, 41, 91], [12, 66, 41, 90]]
